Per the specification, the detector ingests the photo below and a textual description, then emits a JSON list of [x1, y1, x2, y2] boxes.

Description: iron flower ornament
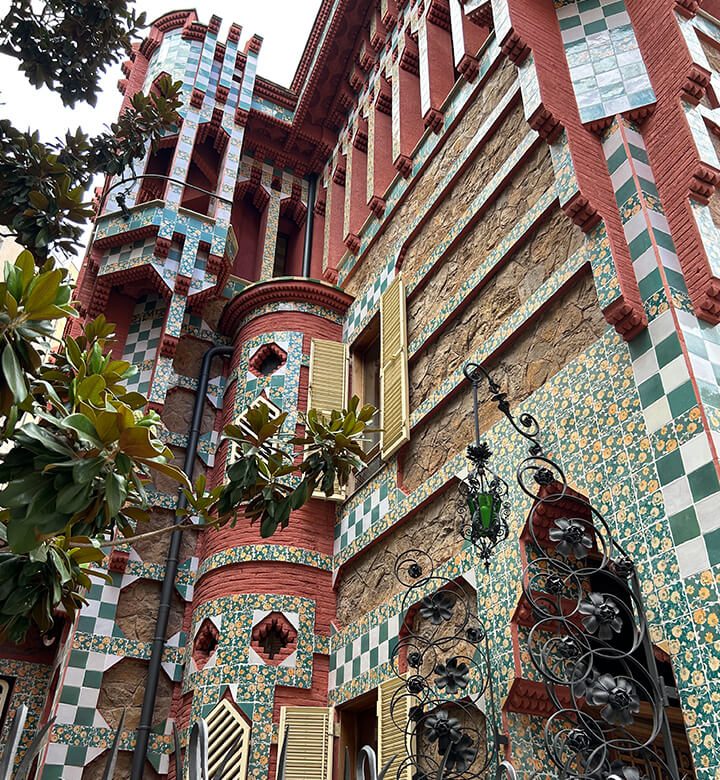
[[579, 593, 624, 640], [549, 517, 593, 558], [585, 674, 640, 726]]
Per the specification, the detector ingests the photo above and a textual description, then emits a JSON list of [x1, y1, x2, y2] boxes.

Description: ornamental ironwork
[[463, 361, 687, 780], [388, 548, 517, 779]]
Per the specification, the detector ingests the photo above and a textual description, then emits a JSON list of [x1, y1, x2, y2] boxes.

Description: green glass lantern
[[459, 442, 509, 566]]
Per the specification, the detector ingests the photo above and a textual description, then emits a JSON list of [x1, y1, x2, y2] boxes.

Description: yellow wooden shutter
[[276, 706, 334, 780], [380, 275, 410, 459], [206, 699, 251, 779], [308, 339, 349, 417], [308, 339, 349, 501], [377, 676, 414, 780]]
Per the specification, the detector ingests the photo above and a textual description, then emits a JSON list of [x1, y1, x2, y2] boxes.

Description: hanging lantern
[[458, 442, 510, 566]]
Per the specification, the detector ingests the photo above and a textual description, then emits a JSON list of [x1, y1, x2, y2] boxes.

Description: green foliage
[[0, 0, 147, 107], [218, 397, 378, 538], [0, 251, 76, 426], [0, 75, 182, 258]]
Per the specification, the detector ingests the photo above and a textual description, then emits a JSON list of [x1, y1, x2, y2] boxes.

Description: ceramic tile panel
[[122, 295, 166, 395], [556, 0, 655, 123], [602, 117, 720, 578], [334, 476, 392, 555]]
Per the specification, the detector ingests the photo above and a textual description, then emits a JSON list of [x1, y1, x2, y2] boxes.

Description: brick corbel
[[675, 0, 701, 16], [344, 233, 361, 253], [154, 236, 172, 258], [468, 1, 493, 28], [690, 162, 720, 203], [234, 107, 249, 127], [174, 274, 191, 296], [190, 88, 204, 108], [394, 153, 413, 178], [216, 84, 229, 104], [527, 104, 563, 143], [561, 192, 601, 233], [424, 107, 444, 133], [228, 23, 242, 43], [368, 195, 386, 218], [107, 549, 130, 574], [457, 53, 480, 82], [500, 30, 531, 65], [603, 297, 647, 340], [207, 253, 224, 275], [160, 334, 179, 359], [682, 63, 712, 105], [333, 163, 347, 187]]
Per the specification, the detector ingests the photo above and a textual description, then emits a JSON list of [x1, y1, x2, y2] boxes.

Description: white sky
[[0, 1, 322, 141]]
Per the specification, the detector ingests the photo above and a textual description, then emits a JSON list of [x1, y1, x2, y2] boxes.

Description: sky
[[0, 0, 322, 141], [0, 0, 321, 262]]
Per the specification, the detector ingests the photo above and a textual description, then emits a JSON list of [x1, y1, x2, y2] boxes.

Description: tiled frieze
[[555, 0, 656, 124], [197, 545, 333, 580], [0, 659, 52, 766]]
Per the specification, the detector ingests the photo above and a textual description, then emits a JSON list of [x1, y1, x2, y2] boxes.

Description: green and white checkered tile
[[334, 480, 391, 555], [343, 260, 395, 341], [604, 118, 720, 577], [329, 613, 401, 690], [99, 236, 156, 276], [556, 0, 655, 123], [122, 294, 166, 395]]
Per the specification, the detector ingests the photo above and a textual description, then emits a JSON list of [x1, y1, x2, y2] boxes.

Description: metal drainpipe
[[131, 344, 233, 780], [301, 173, 317, 278]]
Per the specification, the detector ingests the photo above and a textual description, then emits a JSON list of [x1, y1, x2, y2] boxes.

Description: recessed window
[[273, 233, 290, 277], [250, 612, 298, 665], [351, 316, 381, 453], [193, 619, 220, 670], [248, 342, 288, 377]]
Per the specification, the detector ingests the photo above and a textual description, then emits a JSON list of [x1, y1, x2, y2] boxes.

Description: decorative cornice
[[220, 278, 354, 337]]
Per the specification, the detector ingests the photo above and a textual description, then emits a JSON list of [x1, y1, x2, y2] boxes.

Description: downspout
[[131, 344, 233, 780], [301, 173, 317, 278]]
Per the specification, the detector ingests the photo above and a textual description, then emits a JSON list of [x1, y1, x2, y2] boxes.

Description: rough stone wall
[[402, 272, 605, 493], [342, 58, 518, 299], [408, 207, 583, 409], [400, 102, 536, 287]]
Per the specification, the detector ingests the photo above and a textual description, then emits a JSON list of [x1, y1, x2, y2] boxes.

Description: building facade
[[2, 0, 720, 777]]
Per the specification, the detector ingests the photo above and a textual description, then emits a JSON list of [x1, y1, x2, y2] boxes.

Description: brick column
[[449, 0, 489, 81], [367, 78, 394, 218], [392, 32, 423, 176], [323, 155, 347, 282], [344, 119, 369, 253], [418, 0, 456, 131]]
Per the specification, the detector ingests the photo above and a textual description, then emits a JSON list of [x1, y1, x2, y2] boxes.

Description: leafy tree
[[0, 2, 378, 643], [0, 1, 182, 258]]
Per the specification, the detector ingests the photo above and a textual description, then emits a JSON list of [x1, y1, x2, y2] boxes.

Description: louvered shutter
[[377, 677, 414, 780], [276, 706, 334, 780], [308, 339, 349, 416], [380, 276, 410, 459], [308, 339, 349, 501], [227, 395, 283, 467], [206, 699, 251, 779]]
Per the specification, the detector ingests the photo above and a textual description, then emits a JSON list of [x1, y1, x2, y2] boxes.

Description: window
[[351, 318, 381, 454], [206, 699, 251, 779], [379, 275, 410, 459], [272, 233, 290, 277], [277, 706, 333, 780]]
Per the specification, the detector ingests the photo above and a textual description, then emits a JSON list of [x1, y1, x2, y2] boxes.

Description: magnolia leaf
[[2, 343, 28, 403]]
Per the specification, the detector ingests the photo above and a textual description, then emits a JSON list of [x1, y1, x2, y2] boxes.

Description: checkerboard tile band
[[556, 0, 655, 123], [334, 481, 391, 555], [122, 294, 166, 395], [344, 260, 395, 341], [328, 613, 401, 690], [603, 119, 720, 578]]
